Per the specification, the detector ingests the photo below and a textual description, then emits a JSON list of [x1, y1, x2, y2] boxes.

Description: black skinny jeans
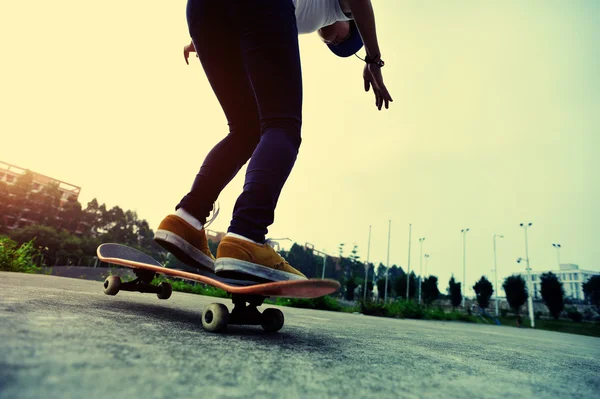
[[178, 0, 303, 243]]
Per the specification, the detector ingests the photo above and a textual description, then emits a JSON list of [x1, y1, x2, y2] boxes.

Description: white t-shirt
[[292, 0, 352, 34]]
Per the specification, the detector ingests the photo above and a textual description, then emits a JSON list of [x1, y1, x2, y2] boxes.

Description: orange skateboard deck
[[97, 243, 340, 332]]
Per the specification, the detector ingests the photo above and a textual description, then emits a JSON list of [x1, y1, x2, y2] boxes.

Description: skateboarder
[[155, 0, 392, 282]]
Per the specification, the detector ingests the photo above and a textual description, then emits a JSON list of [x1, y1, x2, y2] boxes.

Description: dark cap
[[327, 20, 364, 58]]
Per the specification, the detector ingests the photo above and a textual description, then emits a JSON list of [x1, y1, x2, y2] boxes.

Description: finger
[[381, 85, 393, 103], [364, 79, 370, 92], [184, 49, 189, 65]]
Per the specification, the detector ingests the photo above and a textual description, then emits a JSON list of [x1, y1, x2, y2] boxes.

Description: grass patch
[[275, 296, 347, 312], [360, 300, 475, 322], [151, 277, 230, 298], [496, 316, 600, 338], [0, 236, 40, 274]]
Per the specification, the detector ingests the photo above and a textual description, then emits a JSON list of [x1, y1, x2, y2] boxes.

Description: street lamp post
[[493, 234, 504, 317], [418, 237, 425, 304], [552, 243, 561, 268], [384, 220, 391, 302], [406, 223, 412, 300], [461, 228, 470, 307], [364, 225, 372, 301], [520, 222, 535, 328]]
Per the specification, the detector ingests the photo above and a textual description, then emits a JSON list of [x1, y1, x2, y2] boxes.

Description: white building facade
[[519, 264, 599, 300]]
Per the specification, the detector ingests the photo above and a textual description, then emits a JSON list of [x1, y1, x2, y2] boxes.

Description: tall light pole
[[552, 243, 561, 268], [424, 254, 430, 276], [364, 225, 372, 301], [418, 237, 426, 304], [406, 223, 412, 300], [305, 243, 329, 279], [520, 222, 535, 328], [461, 228, 469, 307], [384, 220, 391, 302], [493, 234, 504, 317]]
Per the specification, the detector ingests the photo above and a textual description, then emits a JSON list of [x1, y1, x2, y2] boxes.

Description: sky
[[1, 1, 599, 296]]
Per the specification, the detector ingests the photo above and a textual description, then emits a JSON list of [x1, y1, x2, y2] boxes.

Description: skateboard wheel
[[202, 303, 229, 333], [103, 276, 121, 296], [261, 308, 284, 332], [157, 282, 172, 300]]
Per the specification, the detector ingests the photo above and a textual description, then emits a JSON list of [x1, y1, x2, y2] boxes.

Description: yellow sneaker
[[154, 214, 215, 272], [215, 235, 307, 282]]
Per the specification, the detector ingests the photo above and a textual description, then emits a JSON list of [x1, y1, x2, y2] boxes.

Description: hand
[[183, 41, 196, 65], [363, 63, 393, 110]]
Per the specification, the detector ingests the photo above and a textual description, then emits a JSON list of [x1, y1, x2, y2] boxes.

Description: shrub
[[425, 307, 446, 320], [359, 300, 388, 316], [567, 308, 583, 323], [535, 311, 543, 320], [0, 236, 40, 273], [276, 296, 343, 312]]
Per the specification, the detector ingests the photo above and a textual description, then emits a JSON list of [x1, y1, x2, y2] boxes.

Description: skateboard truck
[[103, 269, 173, 300], [202, 294, 284, 333]]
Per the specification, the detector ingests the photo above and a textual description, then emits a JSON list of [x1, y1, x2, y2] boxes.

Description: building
[[519, 264, 599, 300], [1, 161, 82, 229]]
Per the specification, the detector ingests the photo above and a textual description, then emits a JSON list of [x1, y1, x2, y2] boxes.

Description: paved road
[[1, 272, 599, 399]]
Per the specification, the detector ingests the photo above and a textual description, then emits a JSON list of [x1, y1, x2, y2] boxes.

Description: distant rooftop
[[559, 263, 579, 270]]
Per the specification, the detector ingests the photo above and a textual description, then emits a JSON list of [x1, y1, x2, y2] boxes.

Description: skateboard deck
[[96, 243, 340, 333]]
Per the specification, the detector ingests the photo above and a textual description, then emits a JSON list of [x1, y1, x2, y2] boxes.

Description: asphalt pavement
[[1, 272, 599, 399]]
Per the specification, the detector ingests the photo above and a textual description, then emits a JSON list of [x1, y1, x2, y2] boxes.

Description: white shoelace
[[204, 202, 220, 229]]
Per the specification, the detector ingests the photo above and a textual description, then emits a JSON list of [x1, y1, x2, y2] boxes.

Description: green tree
[[59, 196, 84, 233], [345, 276, 358, 301], [503, 275, 528, 315], [365, 280, 374, 299], [34, 181, 63, 228], [395, 272, 417, 300], [473, 276, 494, 309], [376, 263, 386, 281], [0, 181, 10, 232], [377, 278, 391, 300], [422, 275, 440, 305], [582, 275, 600, 312], [540, 272, 565, 320], [448, 276, 462, 309], [285, 243, 319, 278]]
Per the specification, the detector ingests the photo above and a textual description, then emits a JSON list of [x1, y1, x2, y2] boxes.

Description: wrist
[[365, 53, 381, 63], [364, 54, 384, 68]]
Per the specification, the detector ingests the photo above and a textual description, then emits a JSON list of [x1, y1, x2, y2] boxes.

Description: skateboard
[[96, 243, 340, 333]]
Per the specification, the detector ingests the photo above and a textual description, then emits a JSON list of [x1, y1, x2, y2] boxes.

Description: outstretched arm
[[345, 0, 393, 110], [345, 0, 381, 61]]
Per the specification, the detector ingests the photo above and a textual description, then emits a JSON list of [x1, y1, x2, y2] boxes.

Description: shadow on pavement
[[90, 298, 338, 351]]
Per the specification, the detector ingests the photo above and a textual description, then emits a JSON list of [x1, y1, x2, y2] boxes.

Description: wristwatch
[[365, 54, 385, 68]]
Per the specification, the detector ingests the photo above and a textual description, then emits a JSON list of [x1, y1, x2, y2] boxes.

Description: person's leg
[[154, 0, 262, 271], [227, 0, 303, 243], [177, 0, 262, 223], [215, 0, 307, 282]]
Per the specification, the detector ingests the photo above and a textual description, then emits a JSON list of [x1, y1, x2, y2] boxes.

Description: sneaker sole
[[154, 229, 215, 273], [215, 257, 307, 282]]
